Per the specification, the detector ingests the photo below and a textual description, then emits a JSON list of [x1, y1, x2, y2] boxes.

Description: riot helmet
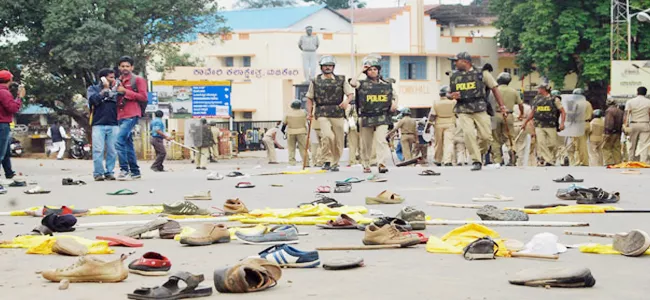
[[319, 55, 336, 66], [572, 88, 584, 95], [439, 85, 450, 97], [496, 72, 512, 85], [291, 100, 302, 109]]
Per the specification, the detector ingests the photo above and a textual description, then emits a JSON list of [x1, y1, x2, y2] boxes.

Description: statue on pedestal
[[298, 25, 320, 83]]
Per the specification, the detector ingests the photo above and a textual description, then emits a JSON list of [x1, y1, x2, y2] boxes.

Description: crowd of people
[[270, 52, 650, 171]]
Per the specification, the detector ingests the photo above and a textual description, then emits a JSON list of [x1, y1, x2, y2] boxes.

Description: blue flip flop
[[335, 177, 364, 185]]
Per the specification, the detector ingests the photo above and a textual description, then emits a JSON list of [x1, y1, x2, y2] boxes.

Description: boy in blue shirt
[[150, 110, 172, 171]]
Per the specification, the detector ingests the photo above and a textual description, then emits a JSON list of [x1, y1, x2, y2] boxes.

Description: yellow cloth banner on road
[[0, 235, 114, 255]]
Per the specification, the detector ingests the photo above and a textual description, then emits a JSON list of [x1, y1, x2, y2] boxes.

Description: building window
[[465, 37, 473, 43], [452, 37, 460, 43], [513, 68, 520, 76], [243, 112, 253, 119], [221, 33, 232, 41], [379, 57, 391, 79], [322, 33, 333, 40], [399, 56, 427, 80], [224, 57, 234, 67], [243, 56, 251, 67], [503, 68, 511, 74], [238, 33, 249, 40]]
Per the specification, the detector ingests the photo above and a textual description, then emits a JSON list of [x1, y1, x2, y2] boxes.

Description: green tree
[[153, 43, 204, 76], [235, 0, 297, 9], [303, 0, 366, 9], [490, 0, 650, 105], [0, 0, 227, 130]]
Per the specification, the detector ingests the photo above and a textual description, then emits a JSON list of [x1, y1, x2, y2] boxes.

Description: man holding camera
[[0, 70, 23, 181], [87, 68, 119, 181]]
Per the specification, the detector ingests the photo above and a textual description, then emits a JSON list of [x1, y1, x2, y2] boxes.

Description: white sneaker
[[206, 172, 224, 181], [117, 172, 132, 181]]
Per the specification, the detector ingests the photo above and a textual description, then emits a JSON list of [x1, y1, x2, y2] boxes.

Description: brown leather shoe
[[159, 220, 182, 239], [213, 258, 280, 293], [224, 198, 249, 215], [52, 237, 88, 256], [180, 224, 230, 246], [41, 254, 128, 282], [362, 224, 420, 247]]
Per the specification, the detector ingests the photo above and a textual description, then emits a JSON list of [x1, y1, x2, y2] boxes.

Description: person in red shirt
[[115, 56, 148, 180], [0, 70, 23, 184]]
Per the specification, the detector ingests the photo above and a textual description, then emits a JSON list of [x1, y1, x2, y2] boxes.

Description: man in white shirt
[[624, 86, 650, 162], [262, 121, 284, 164], [46, 121, 69, 160]]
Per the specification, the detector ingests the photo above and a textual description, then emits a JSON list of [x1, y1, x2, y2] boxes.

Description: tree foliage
[[0, 0, 226, 129], [153, 43, 204, 75], [303, 0, 366, 9], [490, 0, 650, 100], [235, 0, 297, 9]]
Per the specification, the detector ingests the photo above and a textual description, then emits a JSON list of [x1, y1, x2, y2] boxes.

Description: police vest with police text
[[356, 79, 393, 127], [450, 69, 487, 114], [533, 95, 559, 128]]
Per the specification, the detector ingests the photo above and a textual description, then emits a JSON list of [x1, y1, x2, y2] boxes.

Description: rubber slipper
[[316, 186, 331, 193], [403, 231, 428, 244], [96, 235, 144, 247], [118, 218, 169, 238], [107, 189, 138, 195], [365, 190, 404, 205], [335, 177, 364, 185], [235, 182, 255, 188], [127, 272, 212, 299], [297, 196, 342, 208], [226, 171, 244, 177], [367, 174, 387, 182], [316, 214, 358, 229], [553, 174, 584, 183], [334, 184, 352, 193], [24, 186, 51, 194], [323, 257, 364, 270], [418, 170, 441, 176]]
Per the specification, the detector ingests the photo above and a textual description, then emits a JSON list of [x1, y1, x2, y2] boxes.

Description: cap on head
[[291, 100, 301, 109], [496, 72, 512, 85], [319, 55, 336, 66], [448, 52, 472, 62], [572, 88, 584, 95], [0, 70, 14, 82], [439, 85, 450, 97]]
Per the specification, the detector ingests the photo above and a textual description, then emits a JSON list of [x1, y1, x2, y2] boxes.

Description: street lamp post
[[627, 8, 650, 60]]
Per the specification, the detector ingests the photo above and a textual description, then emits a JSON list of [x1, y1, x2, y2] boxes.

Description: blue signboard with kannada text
[[191, 85, 231, 118]]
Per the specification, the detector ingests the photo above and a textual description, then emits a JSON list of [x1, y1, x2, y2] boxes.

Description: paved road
[[0, 157, 648, 299]]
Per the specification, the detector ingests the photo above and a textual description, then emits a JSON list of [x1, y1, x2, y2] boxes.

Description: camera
[[9, 82, 19, 98]]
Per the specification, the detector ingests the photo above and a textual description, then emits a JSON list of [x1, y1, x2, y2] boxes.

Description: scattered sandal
[[298, 195, 343, 208], [127, 272, 212, 299], [235, 182, 255, 189], [106, 188, 137, 196], [62, 178, 87, 186], [206, 172, 224, 181], [365, 190, 404, 205], [184, 191, 212, 201], [226, 171, 245, 177], [96, 235, 144, 247], [334, 184, 352, 193], [24, 186, 51, 194], [418, 170, 440, 176], [335, 177, 365, 185], [316, 186, 331, 193], [316, 214, 358, 229], [367, 174, 387, 182], [553, 174, 584, 183]]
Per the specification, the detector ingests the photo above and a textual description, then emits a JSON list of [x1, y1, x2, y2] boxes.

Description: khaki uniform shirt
[[283, 109, 307, 135], [395, 116, 417, 135], [496, 85, 522, 112], [625, 95, 650, 123], [584, 101, 593, 121], [589, 118, 605, 142], [264, 127, 278, 138], [431, 97, 457, 125]]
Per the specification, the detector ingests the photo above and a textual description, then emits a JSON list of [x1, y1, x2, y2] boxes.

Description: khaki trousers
[[413, 143, 429, 163], [195, 147, 210, 168], [262, 137, 277, 163], [628, 123, 650, 163], [490, 113, 515, 164], [318, 117, 345, 166], [602, 133, 622, 165], [535, 127, 558, 164], [458, 112, 493, 163], [434, 123, 455, 164], [568, 124, 589, 166], [514, 124, 537, 166], [288, 133, 308, 166], [360, 125, 390, 168], [588, 139, 604, 166], [348, 129, 360, 165], [312, 129, 323, 166], [400, 134, 416, 160]]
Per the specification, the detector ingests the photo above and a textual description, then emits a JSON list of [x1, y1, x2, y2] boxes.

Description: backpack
[[129, 75, 148, 118]]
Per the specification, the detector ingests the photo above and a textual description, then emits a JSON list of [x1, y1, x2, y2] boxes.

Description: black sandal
[[418, 170, 440, 176], [127, 272, 212, 300]]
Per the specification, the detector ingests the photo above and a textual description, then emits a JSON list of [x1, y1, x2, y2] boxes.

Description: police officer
[[566, 88, 592, 166], [490, 72, 524, 166], [603, 96, 624, 165], [390, 108, 417, 161], [351, 57, 397, 173], [283, 100, 309, 166], [522, 83, 567, 166], [305, 55, 354, 172], [513, 95, 536, 166], [448, 52, 508, 171], [429, 85, 457, 166], [588, 109, 605, 166]]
